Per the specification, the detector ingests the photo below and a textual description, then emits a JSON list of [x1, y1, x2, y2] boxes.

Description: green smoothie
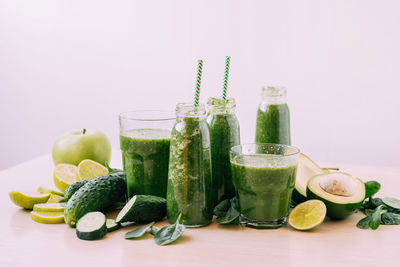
[[166, 114, 213, 227], [207, 98, 240, 204], [120, 128, 171, 199], [255, 103, 290, 145], [231, 155, 297, 222]]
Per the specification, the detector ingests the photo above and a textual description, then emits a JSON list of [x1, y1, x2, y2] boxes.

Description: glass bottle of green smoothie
[[207, 97, 240, 205], [166, 103, 213, 227], [255, 86, 291, 145]]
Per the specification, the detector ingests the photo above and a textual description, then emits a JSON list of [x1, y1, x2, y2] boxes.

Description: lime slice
[[8, 191, 51, 210], [47, 193, 66, 203], [54, 164, 78, 192], [288, 199, 326, 231], [30, 211, 65, 224], [76, 159, 108, 181], [33, 203, 65, 212], [37, 186, 64, 197]]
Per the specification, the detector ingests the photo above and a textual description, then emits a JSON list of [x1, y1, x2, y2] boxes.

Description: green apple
[[52, 129, 111, 166]]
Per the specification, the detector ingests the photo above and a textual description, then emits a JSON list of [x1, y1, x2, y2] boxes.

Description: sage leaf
[[369, 205, 386, 230], [364, 181, 381, 199], [382, 197, 400, 210], [125, 222, 154, 239], [357, 216, 371, 229], [154, 214, 185, 246], [381, 213, 400, 225]]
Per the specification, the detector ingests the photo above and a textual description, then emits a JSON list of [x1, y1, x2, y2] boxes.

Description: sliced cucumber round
[[76, 212, 107, 240], [116, 195, 166, 224], [306, 172, 365, 219], [106, 218, 121, 232]]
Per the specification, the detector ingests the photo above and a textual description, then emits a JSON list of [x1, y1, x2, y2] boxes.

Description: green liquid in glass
[[120, 129, 170, 199]]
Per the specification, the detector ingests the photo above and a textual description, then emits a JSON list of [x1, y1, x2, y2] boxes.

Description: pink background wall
[[1, 0, 399, 170]]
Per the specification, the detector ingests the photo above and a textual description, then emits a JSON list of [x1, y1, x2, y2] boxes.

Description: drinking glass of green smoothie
[[119, 111, 175, 199], [255, 86, 291, 145], [166, 103, 213, 227], [230, 143, 299, 229]]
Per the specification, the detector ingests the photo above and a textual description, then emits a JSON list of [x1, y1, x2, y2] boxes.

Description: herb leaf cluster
[[357, 181, 400, 230]]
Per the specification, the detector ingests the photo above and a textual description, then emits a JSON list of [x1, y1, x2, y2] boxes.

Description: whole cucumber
[[64, 180, 88, 201], [64, 172, 126, 227]]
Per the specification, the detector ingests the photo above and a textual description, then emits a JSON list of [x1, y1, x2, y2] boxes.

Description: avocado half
[[292, 153, 328, 204], [306, 172, 365, 219]]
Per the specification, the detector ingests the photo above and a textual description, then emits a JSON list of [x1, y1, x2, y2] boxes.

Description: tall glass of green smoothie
[[207, 97, 240, 205], [230, 143, 299, 229], [166, 103, 213, 227], [119, 111, 175, 199], [255, 86, 291, 145]]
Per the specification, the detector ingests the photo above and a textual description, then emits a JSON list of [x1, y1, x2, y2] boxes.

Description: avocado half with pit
[[292, 153, 328, 204], [306, 172, 365, 219]]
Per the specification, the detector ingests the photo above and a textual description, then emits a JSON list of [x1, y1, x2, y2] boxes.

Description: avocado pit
[[319, 173, 355, 197]]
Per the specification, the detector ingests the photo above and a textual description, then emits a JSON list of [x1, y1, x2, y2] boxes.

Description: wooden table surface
[[1, 151, 399, 267]]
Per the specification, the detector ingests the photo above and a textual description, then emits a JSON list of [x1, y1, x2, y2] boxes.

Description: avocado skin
[[292, 189, 307, 205], [306, 188, 363, 219], [119, 195, 166, 223], [64, 172, 126, 227]]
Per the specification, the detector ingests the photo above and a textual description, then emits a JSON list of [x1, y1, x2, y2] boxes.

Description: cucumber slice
[[76, 212, 107, 240], [106, 219, 121, 232], [116, 195, 166, 224]]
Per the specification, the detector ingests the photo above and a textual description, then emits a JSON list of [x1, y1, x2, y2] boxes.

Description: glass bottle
[[207, 97, 240, 205], [166, 103, 213, 227], [255, 86, 291, 145]]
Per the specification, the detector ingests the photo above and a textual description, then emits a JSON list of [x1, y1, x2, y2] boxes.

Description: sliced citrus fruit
[[54, 164, 77, 192], [37, 186, 64, 197], [47, 193, 66, 203], [8, 191, 51, 210], [76, 159, 108, 181], [30, 211, 65, 224], [288, 199, 326, 231], [33, 203, 65, 212]]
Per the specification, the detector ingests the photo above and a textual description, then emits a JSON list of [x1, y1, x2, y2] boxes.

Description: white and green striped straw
[[222, 56, 231, 101], [194, 59, 203, 107]]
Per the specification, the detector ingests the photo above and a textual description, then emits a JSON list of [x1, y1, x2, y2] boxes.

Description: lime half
[[289, 199, 326, 231], [54, 164, 77, 191], [76, 159, 108, 181], [31, 211, 65, 224], [9, 191, 51, 210]]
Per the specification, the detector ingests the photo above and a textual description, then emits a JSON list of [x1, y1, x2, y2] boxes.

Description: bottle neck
[[261, 86, 287, 104], [175, 103, 206, 120], [207, 97, 236, 115]]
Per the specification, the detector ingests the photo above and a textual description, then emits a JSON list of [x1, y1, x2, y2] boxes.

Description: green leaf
[[368, 205, 386, 230], [213, 199, 231, 217], [357, 216, 371, 229], [364, 209, 375, 217], [124, 222, 154, 239], [154, 214, 185, 246], [381, 213, 400, 225], [150, 225, 160, 236], [382, 197, 400, 210], [215, 197, 240, 225], [364, 181, 381, 199]]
